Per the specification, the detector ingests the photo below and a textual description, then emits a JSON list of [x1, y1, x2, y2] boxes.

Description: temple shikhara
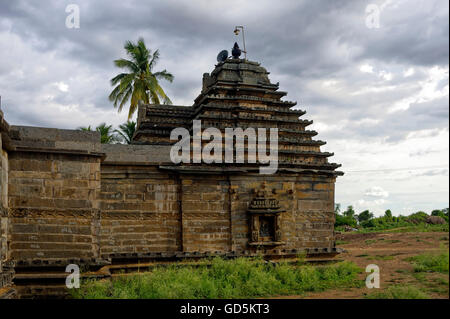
[[0, 54, 343, 298]]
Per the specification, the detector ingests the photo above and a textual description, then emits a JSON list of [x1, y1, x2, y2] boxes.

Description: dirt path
[[274, 231, 449, 299]]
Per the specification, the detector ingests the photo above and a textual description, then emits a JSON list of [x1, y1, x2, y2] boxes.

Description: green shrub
[[407, 250, 449, 273], [406, 211, 429, 224], [71, 258, 362, 299], [366, 285, 430, 299], [335, 214, 357, 228], [336, 208, 449, 233]]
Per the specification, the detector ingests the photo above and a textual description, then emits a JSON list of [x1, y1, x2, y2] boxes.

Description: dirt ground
[[278, 231, 449, 299]]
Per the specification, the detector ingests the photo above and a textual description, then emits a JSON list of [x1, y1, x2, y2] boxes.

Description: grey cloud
[[0, 0, 448, 141]]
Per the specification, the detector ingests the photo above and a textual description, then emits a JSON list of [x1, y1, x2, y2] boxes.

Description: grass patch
[[335, 240, 350, 245], [385, 240, 401, 244], [366, 285, 430, 299], [395, 269, 408, 274], [407, 249, 449, 273], [365, 239, 377, 245], [365, 255, 394, 261], [425, 277, 449, 295], [71, 257, 363, 299], [354, 224, 449, 234], [411, 272, 449, 296]]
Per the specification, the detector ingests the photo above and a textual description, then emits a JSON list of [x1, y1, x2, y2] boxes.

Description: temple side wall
[[7, 151, 102, 260], [98, 168, 335, 255], [5, 155, 336, 261], [1, 134, 8, 272], [180, 175, 231, 252], [0, 128, 336, 264], [228, 175, 335, 252], [294, 175, 335, 249], [99, 165, 181, 256], [5, 126, 103, 262]]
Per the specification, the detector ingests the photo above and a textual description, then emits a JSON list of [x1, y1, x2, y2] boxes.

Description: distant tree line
[[78, 121, 136, 144], [334, 203, 449, 230]]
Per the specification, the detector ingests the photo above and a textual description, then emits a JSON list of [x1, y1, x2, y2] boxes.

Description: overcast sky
[[0, 0, 448, 216]]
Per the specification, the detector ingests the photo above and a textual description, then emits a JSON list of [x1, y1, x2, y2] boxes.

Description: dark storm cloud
[[4, 1, 447, 70], [0, 0, 448, 138]]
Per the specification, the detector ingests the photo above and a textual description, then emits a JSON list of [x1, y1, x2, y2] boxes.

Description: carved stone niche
[[247, 183, 285, 246]]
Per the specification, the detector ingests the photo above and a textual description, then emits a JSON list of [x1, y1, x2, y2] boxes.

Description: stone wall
[[98, 170, 335, 255], [6, 126, 102, 261], [0, 112, 14, 295], [1, 133, 8, 271], [180, 175, 231, 252], [99, 164, 181, 257], [227, 174, 335, 252], [0, 124, 338, 267]]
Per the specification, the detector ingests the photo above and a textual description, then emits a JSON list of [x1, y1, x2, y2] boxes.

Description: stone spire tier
[[133, 58, 342, 176]]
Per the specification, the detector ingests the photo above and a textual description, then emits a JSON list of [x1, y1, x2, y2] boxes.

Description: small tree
[[115, 121, 136, 144], [431, 209, 443, 216], [78, 123, 118, 144], [431, 209, 449, 223], [343, 205, 356, 218], [384, 209, 392, 218], [442, 207, 448, 217], [96, 123, 118, 144], [357, 210, 374, 224], [335, 203, 341, 214], [335, 205, 357, 228]]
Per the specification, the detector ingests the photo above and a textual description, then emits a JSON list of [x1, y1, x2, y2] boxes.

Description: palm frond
[[114, 121, 136, 144], [110, 73, 129, 86], [78, 125, 92, 131], [154, 70, 174, 83], [108, 85, 122, 103], [119, 73, 135, 92], [155, 83, 172, 105], [117, 86, 133, 113], [95, 123, 118, 144], [113, 59, 139, 73], [149, 49, 160, 70]]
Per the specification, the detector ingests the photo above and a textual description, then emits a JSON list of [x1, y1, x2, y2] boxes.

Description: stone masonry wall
[[1, 129, 337, 264], [99, 165, 181, 257], [180, 175, 231, 252], [228, 174, 335, 252], [7, 151, 101, 260], [4, 150, 336, 262], [98, 170, 335, 256], [294, 175, 335, 249], [0, 135, 8, 272]]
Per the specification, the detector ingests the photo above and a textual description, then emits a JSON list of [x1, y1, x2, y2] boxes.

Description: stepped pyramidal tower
[[135, 58, 340, 172], [0, 52, 343, 298]]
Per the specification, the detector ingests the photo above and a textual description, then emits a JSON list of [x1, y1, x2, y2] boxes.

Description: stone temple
[[0, 56, 343, 298]]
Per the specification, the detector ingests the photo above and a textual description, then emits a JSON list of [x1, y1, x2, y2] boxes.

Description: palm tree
[[109, 37, 174, 119], [78, 123, 118, 144], [96, 123, 118, 144], [115, 121, 136, 144]]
